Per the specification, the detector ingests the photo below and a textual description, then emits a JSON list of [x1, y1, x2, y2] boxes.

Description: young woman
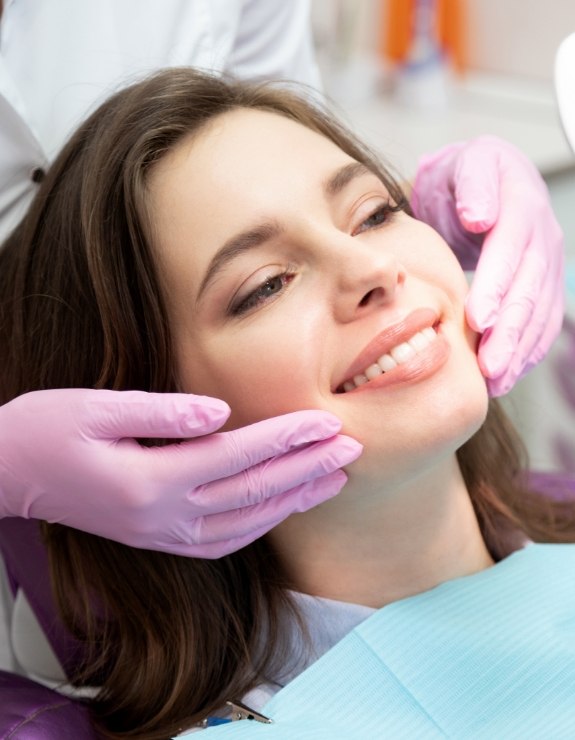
[[0, 68, 573, 739]]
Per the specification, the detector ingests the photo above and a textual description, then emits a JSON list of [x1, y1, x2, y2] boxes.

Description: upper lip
[[333, 307, 440, 391]]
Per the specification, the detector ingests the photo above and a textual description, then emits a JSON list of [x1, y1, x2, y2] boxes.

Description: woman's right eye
[[230, 270, 294, 316]]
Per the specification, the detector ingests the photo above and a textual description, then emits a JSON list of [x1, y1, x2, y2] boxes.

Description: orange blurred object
[[437, 0, 466, 73], [380, 0, 466, 73], [381, 0, 415, 64]]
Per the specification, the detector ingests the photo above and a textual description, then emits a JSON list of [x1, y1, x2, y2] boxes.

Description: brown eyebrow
[[324, 162, 372, 197], [196, 221, 283, 302], [196, 161, 373, 302]]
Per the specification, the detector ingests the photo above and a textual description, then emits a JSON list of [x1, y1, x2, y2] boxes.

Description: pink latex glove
[[411, 135, 565, 397], [0, 389, 361, 557]]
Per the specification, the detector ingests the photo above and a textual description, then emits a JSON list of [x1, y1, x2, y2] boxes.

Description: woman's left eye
[[354, 201, 402, 236], [229, 270, 294, 316]]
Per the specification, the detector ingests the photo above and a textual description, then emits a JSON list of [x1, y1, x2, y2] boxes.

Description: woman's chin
[[341, 386, 489, 485]]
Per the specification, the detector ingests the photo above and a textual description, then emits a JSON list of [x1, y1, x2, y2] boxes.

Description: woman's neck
[[267, 455, 494, 609]]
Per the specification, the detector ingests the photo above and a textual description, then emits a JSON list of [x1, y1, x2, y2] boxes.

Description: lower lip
[[341, 329, 450, 394]]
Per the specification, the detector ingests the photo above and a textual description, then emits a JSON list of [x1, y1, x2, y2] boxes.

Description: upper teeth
[[342, 326, 437, 392]]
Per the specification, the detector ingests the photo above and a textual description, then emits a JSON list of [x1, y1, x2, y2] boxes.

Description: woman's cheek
[[188, 342, 316, 429]]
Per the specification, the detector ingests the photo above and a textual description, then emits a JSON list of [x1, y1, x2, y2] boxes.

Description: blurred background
[[311, 0, 575, 473]]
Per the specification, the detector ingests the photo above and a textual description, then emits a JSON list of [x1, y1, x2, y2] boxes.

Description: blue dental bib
[[192, 544, 575, 739]]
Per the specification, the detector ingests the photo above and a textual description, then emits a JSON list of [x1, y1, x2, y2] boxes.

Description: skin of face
[[147, 108, 489, 497]]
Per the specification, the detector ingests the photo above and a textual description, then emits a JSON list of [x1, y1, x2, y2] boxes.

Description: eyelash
[[352, 199, 405, 235], [230, 269, 295, 316], [230, 199, 405, 316]]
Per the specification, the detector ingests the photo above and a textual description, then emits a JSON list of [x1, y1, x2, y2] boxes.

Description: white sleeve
[[225, 0, 323, 92]]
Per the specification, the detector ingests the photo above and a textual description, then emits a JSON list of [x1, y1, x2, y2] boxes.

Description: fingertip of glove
[[289, 410, 343, 437], [485, 375, 511, 398], [333, 435, 363, 463], [478, 347, 513, 388], [184, 396, 231, 428], [456, 204, 494, 234], [309, 468, 349, 499], [465, 296, 498, 332]]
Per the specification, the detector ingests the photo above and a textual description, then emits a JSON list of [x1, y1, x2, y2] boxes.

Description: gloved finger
[[187, 469, 348, 548], [453, 142, 501, 233], [164, 524, 275, 558], [84, 390, 231, 439], [145, 410, 345, 484], [475, 238, 547, 381], [483, 245, 564, 396], [466, 205, 533, 331], [188, 435, 362, 514]]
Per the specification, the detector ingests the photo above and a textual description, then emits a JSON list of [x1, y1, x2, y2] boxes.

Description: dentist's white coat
[[0, 0, 320, 244]]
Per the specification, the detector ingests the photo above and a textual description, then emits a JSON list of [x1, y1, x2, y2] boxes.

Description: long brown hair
[[0, 68, 573, 738]]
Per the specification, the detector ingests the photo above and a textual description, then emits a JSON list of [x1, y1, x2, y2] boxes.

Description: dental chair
[[0, 517, 99, 739], [1, 473, 575, 739]]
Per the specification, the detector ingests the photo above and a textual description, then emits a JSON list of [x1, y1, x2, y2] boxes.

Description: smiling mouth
[[337, 324, 439, 393]]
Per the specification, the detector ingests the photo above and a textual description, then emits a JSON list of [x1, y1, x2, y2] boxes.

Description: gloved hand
[[411, 135, 565, 396], [0, 389, 361, 557]]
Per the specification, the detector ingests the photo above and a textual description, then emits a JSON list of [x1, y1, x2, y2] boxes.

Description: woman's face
[[148, 109, 488, 481]]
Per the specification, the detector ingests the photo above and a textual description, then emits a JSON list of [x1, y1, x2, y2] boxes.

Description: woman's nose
[[333, 249, 406, 323]]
